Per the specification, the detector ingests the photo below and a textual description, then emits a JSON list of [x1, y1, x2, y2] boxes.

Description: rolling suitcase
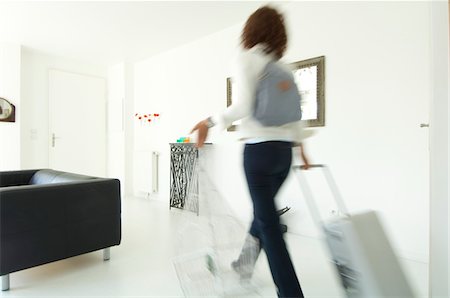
[[293, 165, 415, 298]]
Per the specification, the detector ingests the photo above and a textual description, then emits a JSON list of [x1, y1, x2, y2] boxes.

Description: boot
[[231, 234, 261, 279]]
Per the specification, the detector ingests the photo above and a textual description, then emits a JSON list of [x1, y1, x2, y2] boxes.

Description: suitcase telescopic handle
[[293, 164, 350, 225]]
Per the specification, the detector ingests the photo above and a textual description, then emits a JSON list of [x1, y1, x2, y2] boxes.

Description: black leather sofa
[[0, 169, 121, 291]]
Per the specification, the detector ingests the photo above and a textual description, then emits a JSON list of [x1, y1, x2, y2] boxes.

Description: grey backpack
[[254, 62, 302, 126]]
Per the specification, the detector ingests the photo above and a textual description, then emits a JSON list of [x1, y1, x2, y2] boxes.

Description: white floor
[[1, 197, 428, 298]]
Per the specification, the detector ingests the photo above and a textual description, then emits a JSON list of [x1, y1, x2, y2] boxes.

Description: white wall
[[134, 1, 432, 263], [281, 0, 431, 263], [106, 62, 136, 196], [124, 64, 135, 196], [0, 43, 21, 171], [20, 48, 107, 170], [107, 64, 125, 187], [133, 21, 242, 200]]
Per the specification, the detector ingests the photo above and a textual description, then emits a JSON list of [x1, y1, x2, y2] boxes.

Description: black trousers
[[244, 141, 304, 298]]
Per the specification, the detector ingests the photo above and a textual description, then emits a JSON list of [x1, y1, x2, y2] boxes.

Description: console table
[[169, 143, 211, 214]]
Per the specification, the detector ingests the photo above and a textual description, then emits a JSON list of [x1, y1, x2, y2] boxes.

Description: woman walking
[[191, 6, 309, 297]]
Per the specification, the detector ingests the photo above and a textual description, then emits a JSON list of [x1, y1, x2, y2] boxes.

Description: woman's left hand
[[190, 119, 209, 148], [299, 143, 310, 170]]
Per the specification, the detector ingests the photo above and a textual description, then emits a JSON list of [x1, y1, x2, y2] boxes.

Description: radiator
[[152, 151, 159, 193]]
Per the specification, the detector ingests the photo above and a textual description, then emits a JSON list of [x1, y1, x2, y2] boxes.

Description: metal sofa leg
[[1, 274, 9, 291], [103, 247, 110, 261]]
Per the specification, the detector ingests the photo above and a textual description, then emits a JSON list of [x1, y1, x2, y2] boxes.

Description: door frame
[[429, 1, 449, 297]]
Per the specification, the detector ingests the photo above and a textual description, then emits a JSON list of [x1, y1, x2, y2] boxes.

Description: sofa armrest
[[0, 170, 40, 187]]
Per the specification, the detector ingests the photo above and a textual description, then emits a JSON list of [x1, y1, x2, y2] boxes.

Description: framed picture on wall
[[226, 55, 325, 130], [290, 56, 325, 127], [226, 78, 239, 131]]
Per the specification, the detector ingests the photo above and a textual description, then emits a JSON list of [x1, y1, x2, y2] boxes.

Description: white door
[[49, 69, 106, 177]]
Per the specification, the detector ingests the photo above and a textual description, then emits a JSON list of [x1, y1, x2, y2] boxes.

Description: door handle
[[420, 123, 429, 128]]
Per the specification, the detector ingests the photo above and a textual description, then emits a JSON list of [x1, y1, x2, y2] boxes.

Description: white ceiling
[[0, 1, 269, 66]]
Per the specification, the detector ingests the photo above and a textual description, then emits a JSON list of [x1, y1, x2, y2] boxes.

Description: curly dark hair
[[241, 6, 287, 59]]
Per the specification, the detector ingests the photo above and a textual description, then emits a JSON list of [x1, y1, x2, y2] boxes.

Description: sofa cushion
[[29, 169, 97, 185]]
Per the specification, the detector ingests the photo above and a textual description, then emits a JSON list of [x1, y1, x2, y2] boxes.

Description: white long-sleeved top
[[212, 44, 304, 144]]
